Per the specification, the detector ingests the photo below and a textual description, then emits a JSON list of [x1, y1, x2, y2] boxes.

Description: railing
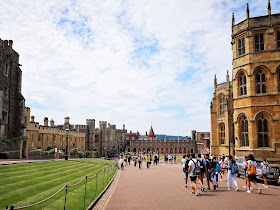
[[6, 162, 118, 210]]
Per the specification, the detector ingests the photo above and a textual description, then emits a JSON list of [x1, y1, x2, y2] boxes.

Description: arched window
[[258, 115, 269, 147], [219, 95, 226, 116], [256, 70, 266, 94], [220, 124, 225, 144], [239, 72, 247, 96], [241, 116, 249, 147]]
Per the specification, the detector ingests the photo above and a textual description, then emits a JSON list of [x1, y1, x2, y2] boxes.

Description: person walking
[[227, 155, 239, 191], [174, 154, 177, 164], [212, 156, 220, 187], [205, 154, 216, 191], [146, 155, 151, 168], [164, 154, 168, 164], [261, 158, 270, 188], [219, 157, 227, 182], [242, 156, 249, 189], [120, 157, 124, 170], [133, 156, 137, 167], [188, 153, 201, 196], [247, 154, 261, 194], [138, 155, 142, 169], [128, 155, 131, 166], [181, 155, 189, 188], [197, 154, 206, 192]]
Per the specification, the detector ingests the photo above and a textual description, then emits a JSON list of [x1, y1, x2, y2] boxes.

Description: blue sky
[[1, 0, 280, 135]]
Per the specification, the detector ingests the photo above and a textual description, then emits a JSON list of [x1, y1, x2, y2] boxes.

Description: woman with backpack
[[261, 157, 269, 188], [219, 157, 227, 182], [227, 155, 239, 191], [247, 154, 261, 194], [212, 157, 220, 187]]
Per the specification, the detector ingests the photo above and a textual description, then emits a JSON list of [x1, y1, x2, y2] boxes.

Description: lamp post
[[65, 128, 69, 160]]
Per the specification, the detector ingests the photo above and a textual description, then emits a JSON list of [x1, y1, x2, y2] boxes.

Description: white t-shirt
[[248, 160, 257, 167], [188, 158, 200, 176], [181, 158, 187, 169], [119, 159, 124, 164]]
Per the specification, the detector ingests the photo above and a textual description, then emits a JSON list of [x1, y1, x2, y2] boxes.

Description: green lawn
[[0, 159, 117, 210]]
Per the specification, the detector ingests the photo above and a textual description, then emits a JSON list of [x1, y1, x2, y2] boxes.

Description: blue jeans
[[211, 172, 218, 185]]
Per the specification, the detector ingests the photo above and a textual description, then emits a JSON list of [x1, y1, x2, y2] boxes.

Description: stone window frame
[[255, 69, 266, 94], [3, 86, 8, 99], [238, 37, 245, 56], [255, 33, 264, 52], [257, 115, 269, 148], [2, 111, 8, 124], [240, 116, 249, 147], [239, 72, 247, 96], [4, 62, 9, 76], [219, 95, 226, 116], [220, 123, 225, 145], [277, 31, 280, 49]]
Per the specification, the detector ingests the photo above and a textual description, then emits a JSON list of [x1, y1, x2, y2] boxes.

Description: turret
[[214, 74, 217, 90], [268, 0, 271, 16], [31, 116, 35, 123], [226, 70, 230, 87], [246, 3, 250, 20]]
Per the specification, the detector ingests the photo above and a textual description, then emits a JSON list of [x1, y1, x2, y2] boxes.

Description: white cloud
[[1, 0, 278, 135]]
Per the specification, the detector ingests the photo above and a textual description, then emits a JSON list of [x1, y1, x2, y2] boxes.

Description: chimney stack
[[8, 40, 13, 49], [31, 116, 35, 123], [44, 117, 49, 126], [50, 119, 54, 127]]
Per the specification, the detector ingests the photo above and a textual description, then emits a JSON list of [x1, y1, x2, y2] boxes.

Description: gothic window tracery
[[219, 95, 226, 116], [256, 70, 266, 94], [239, 72, 247, 96], [240, 116, 249, 147], [258, 115, 269, 147], [220, 124, 225, 144]]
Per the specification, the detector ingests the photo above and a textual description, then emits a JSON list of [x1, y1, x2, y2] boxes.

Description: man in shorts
[[188, 153, 200, 196], [205, 154, 216, 191], [197, 154, 206, 192], [181, 155, 189, 188]]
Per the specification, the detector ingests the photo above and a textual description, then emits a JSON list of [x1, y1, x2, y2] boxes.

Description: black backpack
[[183, 159, 190, 172], [199, 159, 206, 173]]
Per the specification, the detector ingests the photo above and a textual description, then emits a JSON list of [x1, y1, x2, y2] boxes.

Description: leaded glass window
[[258, 115, 269, 147], [220, 124, 225, 144], [238, 38, 245, 55], [256, 70, 266, 94], [255, 33, 264, 51], [239, 72, 247, 96], [241, 116, 249, 147], [219, 95, 226, 116]]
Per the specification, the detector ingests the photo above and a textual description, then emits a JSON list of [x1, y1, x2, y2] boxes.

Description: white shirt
[[119, 159, 124, 164], [188, 158, 200, 176], [181, 158, 187, 168], [248, 160, 257, 167]]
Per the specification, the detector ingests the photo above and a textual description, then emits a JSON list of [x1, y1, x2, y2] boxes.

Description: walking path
[[103, 162, 280, 210]]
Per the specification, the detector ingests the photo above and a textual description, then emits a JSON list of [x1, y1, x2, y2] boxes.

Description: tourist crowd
[[182, 153, 270, 196]]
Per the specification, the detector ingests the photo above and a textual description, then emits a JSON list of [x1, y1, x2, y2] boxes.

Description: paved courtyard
[[104, 161, 280, 210]]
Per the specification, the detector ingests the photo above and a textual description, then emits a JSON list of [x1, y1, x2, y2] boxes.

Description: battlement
[[99, 121, 107, 124], [0, 39, 19, 62], [86, 119, 95, 122]]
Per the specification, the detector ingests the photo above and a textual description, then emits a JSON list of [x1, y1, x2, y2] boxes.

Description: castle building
[[211, 2, 280, 161], [0, 39, 26, 139], [126, 126, 196, 154]]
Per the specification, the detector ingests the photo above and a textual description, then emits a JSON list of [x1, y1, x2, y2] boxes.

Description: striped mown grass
[[0, 159, 117, 210]]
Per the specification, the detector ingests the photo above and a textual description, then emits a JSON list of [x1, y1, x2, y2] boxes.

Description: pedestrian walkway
[[104, 163, 280, 210]]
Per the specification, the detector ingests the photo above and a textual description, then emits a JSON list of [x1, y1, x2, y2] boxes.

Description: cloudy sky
[[1, 0, 280, 136]]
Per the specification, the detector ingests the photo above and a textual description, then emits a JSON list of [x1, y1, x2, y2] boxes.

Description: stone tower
[[231, 2, 280, 158], [86, 119, 95, 151]]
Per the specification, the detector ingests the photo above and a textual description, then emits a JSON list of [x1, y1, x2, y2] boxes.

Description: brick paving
[[105, 162, 280, 210], [93, 169, 121, 210]]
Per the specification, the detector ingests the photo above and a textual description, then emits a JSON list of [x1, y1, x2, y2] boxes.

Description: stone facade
[[0, 39, 26, 139], [211, 2, 280, 161], [25, 107, 86, 158], [193, 130, 211, 155], [126, 126, 196, 154]]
